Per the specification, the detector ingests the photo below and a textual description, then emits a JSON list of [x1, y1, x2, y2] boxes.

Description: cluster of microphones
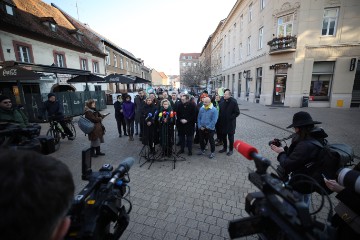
[[144, 110, 177, 123]]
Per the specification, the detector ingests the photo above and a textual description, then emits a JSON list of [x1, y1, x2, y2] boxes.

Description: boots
[[91, 147, 98, 158], [96, 146, 105, 156]]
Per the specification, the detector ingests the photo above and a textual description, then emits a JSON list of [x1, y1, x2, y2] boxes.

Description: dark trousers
[[220, 133, 234, 151], [178, 132, 193, 152], [125, 118, 134, 136], [199, 129, 215, 153], [116, 116, 126, 135], [59, 120, 73, 137]]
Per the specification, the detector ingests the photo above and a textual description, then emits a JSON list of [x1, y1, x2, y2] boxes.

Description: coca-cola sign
[[2, 68, 17, 76]]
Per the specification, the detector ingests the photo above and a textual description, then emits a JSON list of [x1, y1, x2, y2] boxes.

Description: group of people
[[112, 88, 240, 159]]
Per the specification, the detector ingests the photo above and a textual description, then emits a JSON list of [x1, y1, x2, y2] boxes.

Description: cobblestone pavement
[[43, 101, 360, 240]]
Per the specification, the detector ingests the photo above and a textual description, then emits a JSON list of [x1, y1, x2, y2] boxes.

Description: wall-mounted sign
[[269, 63, 292, 70]]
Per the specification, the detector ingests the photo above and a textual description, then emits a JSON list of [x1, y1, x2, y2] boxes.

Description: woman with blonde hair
[[84, 99, 106, 157]]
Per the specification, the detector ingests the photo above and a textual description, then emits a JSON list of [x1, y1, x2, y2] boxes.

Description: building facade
[[213, 0, 360, 108], [179, 53, 200, 88], [210, 20, 225, 90]]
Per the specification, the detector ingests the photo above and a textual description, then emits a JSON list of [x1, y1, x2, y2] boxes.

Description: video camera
[[0, 123, 41, 151], [66, 148, 134, 240], [228, 140, 336, 240]]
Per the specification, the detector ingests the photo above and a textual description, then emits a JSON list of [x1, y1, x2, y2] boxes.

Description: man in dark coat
[[39, 93, 75, 140], [217, 89, 240, 156], [114, 94, 127, 137], [134, 89, 146, 137], [176, 94, 196, 156], [0, 95, 29, 128], [170, 92, 181, 112]]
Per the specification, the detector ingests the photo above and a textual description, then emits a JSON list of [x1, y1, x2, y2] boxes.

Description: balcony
[[267, 36, 297, 54]]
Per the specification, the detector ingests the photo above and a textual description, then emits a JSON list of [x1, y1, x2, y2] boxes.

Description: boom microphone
[[107, 157, 134, 189], [234, 140, 271, 174]]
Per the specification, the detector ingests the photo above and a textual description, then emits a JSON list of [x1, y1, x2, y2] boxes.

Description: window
[[50, 23, 56, 32], [182, 56, 186, 60], [228, 52, 230, 65], [5, 4, 14, 15], [56, 54, 65, 67], [239, 43, 243, 60], [258, 27, 264, 49], [126, 60, 129, 70], [13, 41, 33, 63], [182, 62, 186, 67], [247, 36, 251, 56], [322, 8, 339, 36], [93, 61, 99, 73], [260, 0, 265, 10], [131, 62, 134, 72], [233, 48, 235, 63], [255, 67, 262, 98], [187, 62, 191, 66], [277, 14, 293, 37], [240, 14, 244, 31], [80, 58, 87, 70], [194, 63, 197, 67], [188, 56, 192, 60], [114, 54, 117, 67], [105, 50, 110, 65], [120, 57, 123, 69], [249, 3, 253, 22], [94, 85, 102, 91], [310, 61, 335, 101]]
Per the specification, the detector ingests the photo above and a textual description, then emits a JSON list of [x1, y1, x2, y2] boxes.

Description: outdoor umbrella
[[103, 73, 135, 84], [67, 74, 105, 91], [133, 76, 151, 84]]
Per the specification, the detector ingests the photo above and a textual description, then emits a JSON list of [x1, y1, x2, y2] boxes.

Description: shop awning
[[0, 66, 41, 81]]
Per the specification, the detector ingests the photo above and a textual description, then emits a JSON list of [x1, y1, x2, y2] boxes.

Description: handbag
[[78, 115, 95, 134], [334, 201, 360, 234]]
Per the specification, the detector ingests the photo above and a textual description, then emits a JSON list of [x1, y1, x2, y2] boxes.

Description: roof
[[159, 72, 168, 79], [0, 0, 104, 57], [51, 3, 141, 63], [179, 53, 200, 60]]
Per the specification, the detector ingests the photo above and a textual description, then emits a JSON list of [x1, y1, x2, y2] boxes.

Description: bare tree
[[181, 62, 211, 88]]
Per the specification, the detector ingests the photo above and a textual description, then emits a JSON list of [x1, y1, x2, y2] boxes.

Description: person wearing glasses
[[0, 95, 29, 128]]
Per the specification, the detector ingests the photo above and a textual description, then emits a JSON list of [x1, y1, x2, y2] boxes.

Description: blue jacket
[[197, 103, 218, 130]]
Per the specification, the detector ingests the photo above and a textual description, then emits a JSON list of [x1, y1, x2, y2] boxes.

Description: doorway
[[273, 75, 287, 104]]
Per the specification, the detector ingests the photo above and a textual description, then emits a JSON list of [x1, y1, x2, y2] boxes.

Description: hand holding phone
[[322, 173, 328, 180]]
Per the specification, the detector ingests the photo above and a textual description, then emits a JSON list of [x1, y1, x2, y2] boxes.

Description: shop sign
[[269, 63, 292, 70]]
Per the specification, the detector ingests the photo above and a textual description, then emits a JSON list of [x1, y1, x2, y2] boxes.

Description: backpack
[[290, 139, 354, 194]]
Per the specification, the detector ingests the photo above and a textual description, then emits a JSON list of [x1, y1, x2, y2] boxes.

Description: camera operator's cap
[[47, 93, 55, 98], [287, 111, 321, 128], [0, 95, 11, 102]]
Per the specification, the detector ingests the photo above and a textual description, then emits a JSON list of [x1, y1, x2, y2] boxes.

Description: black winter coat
[[135, 96, 146, 122], [141, 104, 157, 145], [40, 100, 64, 120], [114, 101, 124, 118], [176, 102, 196, 135], [217, 97, 240, 134]]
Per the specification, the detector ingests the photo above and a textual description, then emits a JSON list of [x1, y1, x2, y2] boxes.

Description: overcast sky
[[43, 0, 236, 75]]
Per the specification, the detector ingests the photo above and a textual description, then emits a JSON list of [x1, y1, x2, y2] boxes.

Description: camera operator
[[0, 148, 75, 240], [270, 111, 328, 201], [39, 93, 75, 140], [0, 95, 29, 128], [324, 169, 360, 239]]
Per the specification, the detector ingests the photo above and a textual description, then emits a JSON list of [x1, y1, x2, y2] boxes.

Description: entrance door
[[351, 59, 360, 107], [273, 75, 287, 104]]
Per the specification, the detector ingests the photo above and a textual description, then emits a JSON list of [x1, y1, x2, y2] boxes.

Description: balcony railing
[[267, 36, 297, 54]]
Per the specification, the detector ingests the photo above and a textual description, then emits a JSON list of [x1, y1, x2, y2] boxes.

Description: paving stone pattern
[[43, 101, 360, 240]]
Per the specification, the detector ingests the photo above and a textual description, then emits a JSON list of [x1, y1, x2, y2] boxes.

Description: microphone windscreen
[[233, 140, 258, 160]]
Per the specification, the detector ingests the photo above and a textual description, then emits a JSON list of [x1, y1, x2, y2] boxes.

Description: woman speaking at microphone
[[158, 99, 174, 157]]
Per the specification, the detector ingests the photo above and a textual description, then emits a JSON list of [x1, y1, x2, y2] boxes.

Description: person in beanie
[[39, 93, 75, 140], [270, 111, 328, 199], [84, 99, 106, 157], [0, 95, 29, 128]]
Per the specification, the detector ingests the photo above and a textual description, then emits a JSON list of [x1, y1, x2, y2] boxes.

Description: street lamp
[[243, 70, 247, 79]]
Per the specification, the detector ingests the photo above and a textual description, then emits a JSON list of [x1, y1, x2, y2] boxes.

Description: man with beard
[[134, 89, 146, 138]]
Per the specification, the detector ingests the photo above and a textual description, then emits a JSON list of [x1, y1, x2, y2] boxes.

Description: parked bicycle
[[46, 117, 76, 150]]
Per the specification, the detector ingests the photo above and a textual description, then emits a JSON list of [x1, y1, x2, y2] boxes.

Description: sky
[[42, 0, 236, 75]]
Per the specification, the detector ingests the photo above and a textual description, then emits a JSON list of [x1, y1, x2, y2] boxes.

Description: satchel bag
[[78, 116, 95, 134], [334, 201, 360, 234]]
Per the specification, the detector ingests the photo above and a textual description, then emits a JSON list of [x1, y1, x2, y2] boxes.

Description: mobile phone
[[321, 173, 328, 180]]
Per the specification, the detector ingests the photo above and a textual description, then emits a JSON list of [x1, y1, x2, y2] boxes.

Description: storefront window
[[310, 61, 335, 101]]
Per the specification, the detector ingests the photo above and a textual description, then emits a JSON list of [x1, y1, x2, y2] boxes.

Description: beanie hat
[[0, 95, 11, 103], [287, 111, 321, 128], [48, 93, 55, 98]]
